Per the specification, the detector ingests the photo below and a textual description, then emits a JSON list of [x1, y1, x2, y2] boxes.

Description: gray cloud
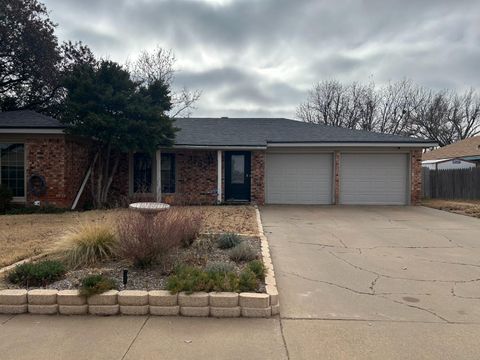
[[43, 0, 480, 117]]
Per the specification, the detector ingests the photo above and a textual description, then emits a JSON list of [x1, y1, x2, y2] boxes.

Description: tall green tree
[[61, 60, 176, 207], [0, 0, 94, 113]]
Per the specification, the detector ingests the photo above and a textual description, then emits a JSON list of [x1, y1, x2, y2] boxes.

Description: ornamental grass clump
[[7, 260, 65, 287], [229, 242, 257, 263], [216, 233, 242, 249], [205, 261, 235, 275], [79, 274, 117, 297], [59, 223, 117, 269], [116, 208, 203, 268]]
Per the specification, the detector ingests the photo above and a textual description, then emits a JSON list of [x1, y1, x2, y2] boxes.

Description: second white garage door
[[340, 153, 409, 205], [266, 153, 333, 204]]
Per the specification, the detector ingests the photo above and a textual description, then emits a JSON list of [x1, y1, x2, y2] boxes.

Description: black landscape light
[[123, 269, 128, 289]]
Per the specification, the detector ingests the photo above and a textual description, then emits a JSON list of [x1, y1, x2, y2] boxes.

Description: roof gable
[[422, 136, 480, 160]]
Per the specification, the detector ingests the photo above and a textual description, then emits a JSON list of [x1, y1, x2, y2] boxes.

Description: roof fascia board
[[172, 145, 267, 150], [0, 128, 64, 134], [267, 142, 438, 148]]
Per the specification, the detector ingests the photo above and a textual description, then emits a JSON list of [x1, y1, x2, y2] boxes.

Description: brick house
[[0, 111, 436, 208]]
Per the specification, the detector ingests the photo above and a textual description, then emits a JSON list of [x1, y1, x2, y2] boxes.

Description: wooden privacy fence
[[422, 167, 480, 199]]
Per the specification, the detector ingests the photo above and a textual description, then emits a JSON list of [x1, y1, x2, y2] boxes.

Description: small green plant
[[205, 261, 235, 275], [166, 266, 212, 294], [79, 274, 117, 297], [216, 233, 242, 249], [247, 260, 266, 280], [229, 242, 257, 262], [59, 223, 117, 269], [238, 268, 258, 292], [7, 260, 65, 287], [0, 184, 13, 213]]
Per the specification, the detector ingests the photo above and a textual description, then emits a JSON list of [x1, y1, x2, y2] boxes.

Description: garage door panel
[[340, 153, 408, 205], [266, 153, 333, 204]]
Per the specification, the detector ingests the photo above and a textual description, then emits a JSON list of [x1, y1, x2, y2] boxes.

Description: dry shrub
[[116, 207, 203, 268], [59, 223, 117, 269]]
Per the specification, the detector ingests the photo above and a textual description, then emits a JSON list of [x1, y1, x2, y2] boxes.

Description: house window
[[133, 152, 152, 193], [161, 153, 175, 193], [0, 143, 25, 198], [132, 152, 176, 194]]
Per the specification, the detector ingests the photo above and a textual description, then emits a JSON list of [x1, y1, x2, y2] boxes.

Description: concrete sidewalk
[[0, 314, 287, 360], [3, 314, 480, 359]]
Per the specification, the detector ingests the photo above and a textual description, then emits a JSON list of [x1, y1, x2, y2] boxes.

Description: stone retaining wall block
[[209, 292, 238, 307], [180, 306, 210, 317], [118, 290, 149, 306], [239, 293, 270, 308], [59, 305, 89, 315], [178, 292, 209, 307], [87, 290, 118, 305], [28, 304, 58, 315], [149, 290, 177, 306], [210, 306, 241, 318], [0, 289, 27, 305], [28, 289, 57, 305], [120, 305, 149, 315], [241, 307, 272, 318], [271, 304, 280, 316], [57, 290, 86, 305], [88, 304, 120, 315], [149, 305, 180, 316], [0, 304, 28, 314]]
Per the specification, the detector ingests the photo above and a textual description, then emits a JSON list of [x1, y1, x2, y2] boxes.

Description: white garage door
[[266, 153, 333, 204], [340, 153, 408, 205]]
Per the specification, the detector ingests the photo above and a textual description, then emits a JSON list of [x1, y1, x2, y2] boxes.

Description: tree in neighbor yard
[[131, 47, 201, 118], [61, 60, 177, 208], [297, 79, 480, 146], [0, 0, 95, 114]]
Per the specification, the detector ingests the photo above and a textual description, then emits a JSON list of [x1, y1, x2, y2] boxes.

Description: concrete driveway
[[261, 205, 480, 358]]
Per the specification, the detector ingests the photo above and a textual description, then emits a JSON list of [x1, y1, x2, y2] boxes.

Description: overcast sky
[[43, 0, 480, 118]]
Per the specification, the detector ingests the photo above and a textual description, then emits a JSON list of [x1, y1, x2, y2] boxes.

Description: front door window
[[231, 155, 245, 184]]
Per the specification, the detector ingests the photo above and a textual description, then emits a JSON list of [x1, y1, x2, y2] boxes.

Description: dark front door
[[225, 151, 251, 202]]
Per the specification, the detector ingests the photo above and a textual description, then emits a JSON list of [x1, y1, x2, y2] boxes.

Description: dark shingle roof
[[0, 110, 62, 128], [0, 111, 433, 146], [174, 117, 434, 146]]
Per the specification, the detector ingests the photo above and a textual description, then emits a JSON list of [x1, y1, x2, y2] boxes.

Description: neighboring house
[[422, 136, 480, 167], [422, 158, 476, 170], [0, 110, 436, 207]]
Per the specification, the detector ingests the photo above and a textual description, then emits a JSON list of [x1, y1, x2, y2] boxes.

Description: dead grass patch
[[422, 199, 480, 218]]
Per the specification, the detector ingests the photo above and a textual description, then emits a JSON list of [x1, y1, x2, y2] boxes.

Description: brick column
[[251, 150, 265, 205], [410, 149, 422, 205]]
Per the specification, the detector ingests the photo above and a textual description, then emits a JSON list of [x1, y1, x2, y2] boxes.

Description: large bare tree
[[297, 79, 480, 146], [131, 47, 201, 118]]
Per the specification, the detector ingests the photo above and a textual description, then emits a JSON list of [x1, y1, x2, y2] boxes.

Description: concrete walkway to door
[[261, 205, 480, 359]]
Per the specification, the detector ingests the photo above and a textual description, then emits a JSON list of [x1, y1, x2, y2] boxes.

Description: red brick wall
[[410, 149, 422, 205], [174, 150, 218, 204], [25, 136, 91, 208], [114, 149, 266, 205]]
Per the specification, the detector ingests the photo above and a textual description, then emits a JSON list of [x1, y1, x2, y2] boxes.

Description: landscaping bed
[[0, 234, 264, 292], [422, 199, 480, 218], [0, 206, 279, 318], [0, 205, 257, 268], [0, 206, 266, 294]]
